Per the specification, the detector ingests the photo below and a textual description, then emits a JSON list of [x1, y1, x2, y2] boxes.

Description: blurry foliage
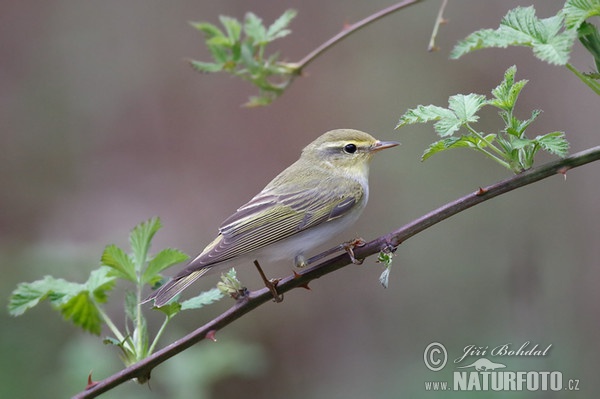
[[189, 9, 299, 107], [8, 217, 242, 372], [451, 1, 600, 94]]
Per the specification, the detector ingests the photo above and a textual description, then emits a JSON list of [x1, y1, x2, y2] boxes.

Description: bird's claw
[[342, 237, 366, 265]]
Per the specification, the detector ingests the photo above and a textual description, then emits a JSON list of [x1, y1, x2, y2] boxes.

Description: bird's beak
[[371, 140, 400, 152]]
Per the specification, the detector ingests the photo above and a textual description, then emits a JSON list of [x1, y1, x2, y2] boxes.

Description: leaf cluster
[[451, 1, 600, 94], [189, 9, 299, 106], [8, 218, 235, 369], [397, 66, 569, 173]]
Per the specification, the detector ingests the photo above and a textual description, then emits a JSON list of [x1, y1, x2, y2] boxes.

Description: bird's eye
[[343, 143, 357, 154]]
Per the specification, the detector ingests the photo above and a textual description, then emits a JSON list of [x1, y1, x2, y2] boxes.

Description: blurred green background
[[2, 1, 599, 398]]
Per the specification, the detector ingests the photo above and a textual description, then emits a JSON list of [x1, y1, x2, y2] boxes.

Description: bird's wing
[[191, 176, 364, 267]]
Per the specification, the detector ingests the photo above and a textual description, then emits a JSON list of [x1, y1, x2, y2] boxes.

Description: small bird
[[149, 129, 398, 307]]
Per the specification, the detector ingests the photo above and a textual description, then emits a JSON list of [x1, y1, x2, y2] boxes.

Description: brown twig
[[72, 145, 600, 399], [428, 0, 449, 52], [294, 0, 423, 71]]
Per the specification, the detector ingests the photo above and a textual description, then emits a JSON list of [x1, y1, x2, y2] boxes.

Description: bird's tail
[[145, 268, 210, 307]]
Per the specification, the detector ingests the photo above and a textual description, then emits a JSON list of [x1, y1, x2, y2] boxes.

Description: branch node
[[476, 187, 488, 196]]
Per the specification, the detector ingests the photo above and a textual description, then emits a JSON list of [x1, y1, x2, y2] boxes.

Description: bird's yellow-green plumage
[[149, 129, 398, 307]]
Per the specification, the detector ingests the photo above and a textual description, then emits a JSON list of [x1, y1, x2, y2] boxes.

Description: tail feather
[[146, 268, 210, 307]]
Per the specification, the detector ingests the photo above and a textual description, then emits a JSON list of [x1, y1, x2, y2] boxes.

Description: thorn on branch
[[86, 371, 99, 390], [476, 187, 488, 196], [558, 166, 569, 180], [206, 330, 218, 342]]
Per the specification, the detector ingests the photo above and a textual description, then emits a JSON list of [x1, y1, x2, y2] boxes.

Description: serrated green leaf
[[448, 93, 487, 122], [8, 276, 80, 316], [536, 132, 570, 156], [206, 35, 233, 48], [180, 288, 224, 311], [189, 21, 224, 39], [421, 137, 461, 161], [130, 217, 161, 271], [397, 105, 460, 136], [154, 301, 182, 317], [515, 109, 542, 137], [101, 244, 136, 282], [532, 35, 575, 65], [219, 15, 242, 42], [86, 267, 116, 303], [60, 291, 103, 335], [451, 6, 576, 65], [266, 9, 297, 41], [563, 0, 600, 30], [422, 135, 495, 161], [450, 29, 515, 58], [143, 248, 189, 285], [510, 137, 535, 150], [489, 65, 529, 111], [432, 115, 463, 137], [190, 60, 224, 73], [578, 22, 600, 72], [244, 12, 267, 44]]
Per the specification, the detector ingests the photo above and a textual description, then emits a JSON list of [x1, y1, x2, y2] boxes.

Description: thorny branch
[[73, 145, 600, 399]]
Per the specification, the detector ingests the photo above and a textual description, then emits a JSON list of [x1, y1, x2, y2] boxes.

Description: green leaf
[[189, 60, 224, 73], [60, 292, 104, 335], [448, 93, 487, 122], [189, 21, 224, 39], [563, 0, 600, 30], [8, 267, 115, 324], [451, 6, 576, 65], [101, 244, 136, 282], [130, 217, 162, 271], [421, 136, 490, 161], [60, 267, 115, 335], [397, 105, 459, 136], [8, 276, 79, 316], [578, 22, 600, 72], [514, 109, 542, 137], [266, 9, 297, 41], [180, 288, 224, 311], [154, 301, 182, 317], [86, 267, 116, 303], [244, 12, 267, 44], [489, 65, 529, 111], [398, 94, 486, 138], [536, 132, 570, 157], [219, 15, 242, 42], [142, 248, 189, 285]]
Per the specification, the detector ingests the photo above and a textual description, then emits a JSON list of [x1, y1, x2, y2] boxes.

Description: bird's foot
[[253, 260, 284, 302], [341, 237, 366, 265]]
